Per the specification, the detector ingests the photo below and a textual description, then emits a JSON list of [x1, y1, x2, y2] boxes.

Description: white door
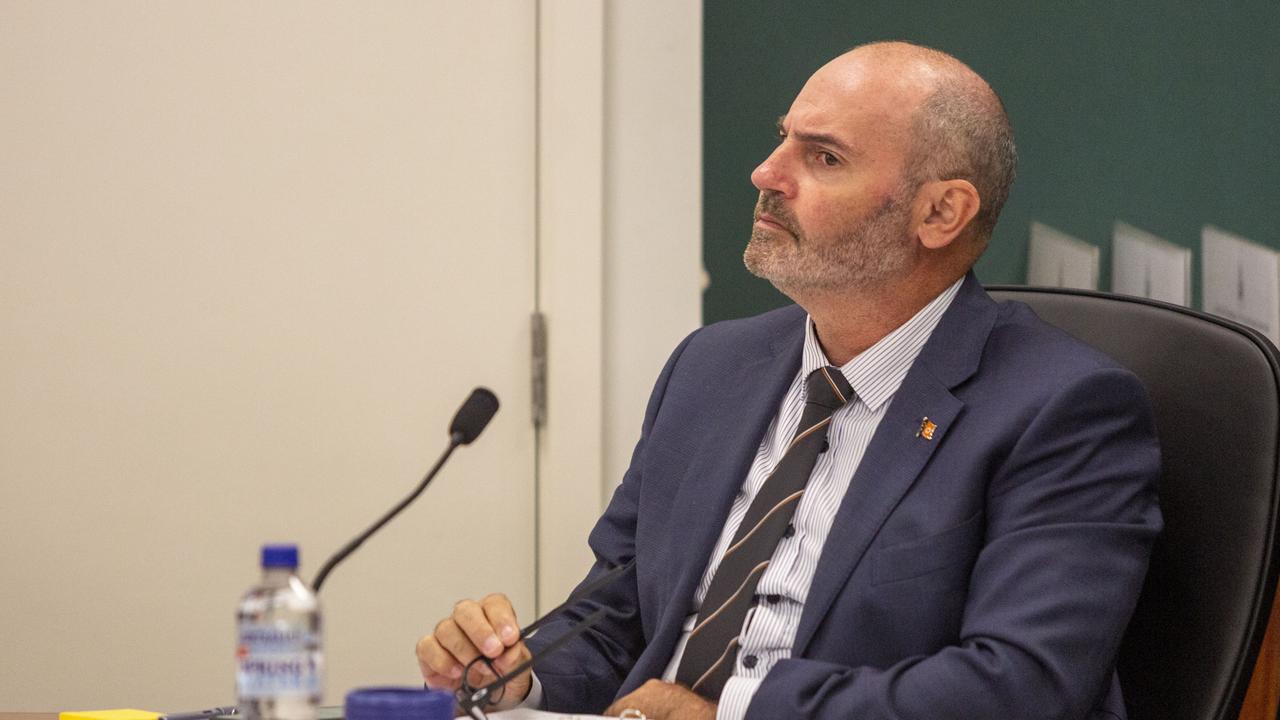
[[0, 2, 537, 709]]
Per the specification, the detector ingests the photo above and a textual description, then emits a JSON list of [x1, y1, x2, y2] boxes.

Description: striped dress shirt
[[662, 278, 963, 719]]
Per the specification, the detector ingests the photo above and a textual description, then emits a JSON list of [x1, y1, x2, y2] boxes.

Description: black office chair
[[986, 286, 1280, 720]]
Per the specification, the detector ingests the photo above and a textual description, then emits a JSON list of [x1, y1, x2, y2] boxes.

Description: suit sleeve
[[745, 366, 1163, 720], [524, 328, 700, 713]]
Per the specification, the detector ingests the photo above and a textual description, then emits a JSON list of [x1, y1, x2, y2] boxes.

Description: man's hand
[[415, 593, 533, 710], [604, 679, 716, 720]]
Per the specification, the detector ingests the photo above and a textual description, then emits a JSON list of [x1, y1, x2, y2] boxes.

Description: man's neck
[[796, 272, 963, 366]]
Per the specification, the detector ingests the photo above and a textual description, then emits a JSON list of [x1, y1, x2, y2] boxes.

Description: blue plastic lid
[[345, 687, 454, 720], [261, 543, 299, 569]]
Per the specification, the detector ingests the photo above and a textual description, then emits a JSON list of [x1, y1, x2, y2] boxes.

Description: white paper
[[1111, 221, 1192, 306], [1027, 221, 1099, 290], [459, 710, 611, 720], [1202, 225, 1280, 344]]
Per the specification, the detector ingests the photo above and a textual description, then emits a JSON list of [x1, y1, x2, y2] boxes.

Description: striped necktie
[[674, 366, 855, 700]]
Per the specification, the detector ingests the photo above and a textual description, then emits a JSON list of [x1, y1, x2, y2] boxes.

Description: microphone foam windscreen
[[450, 387, 500, 444]]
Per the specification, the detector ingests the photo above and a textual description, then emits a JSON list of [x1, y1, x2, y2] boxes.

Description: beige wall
[[0, 0, 702, 710], [0, 1, 540, 709]]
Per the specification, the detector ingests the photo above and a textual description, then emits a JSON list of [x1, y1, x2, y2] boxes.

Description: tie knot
[[805, 366, 854, 412]]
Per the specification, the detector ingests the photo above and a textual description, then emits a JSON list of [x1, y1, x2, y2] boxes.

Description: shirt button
[[783, 523, 796, 538], [766, 594, 781, 604], [742, 654, 758, 669]]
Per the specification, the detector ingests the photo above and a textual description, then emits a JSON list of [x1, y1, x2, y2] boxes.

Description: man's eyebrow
[[775, 115, 856, 156]]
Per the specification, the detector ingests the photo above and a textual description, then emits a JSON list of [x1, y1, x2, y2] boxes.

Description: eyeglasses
[[455, 560, 636, 720]]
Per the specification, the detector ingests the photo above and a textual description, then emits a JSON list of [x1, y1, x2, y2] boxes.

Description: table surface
[[2, 714, 55, 720]]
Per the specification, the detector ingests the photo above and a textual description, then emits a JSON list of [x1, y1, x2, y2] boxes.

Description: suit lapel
[[792, 273, 998, 655], [657, 316, 805, 631]]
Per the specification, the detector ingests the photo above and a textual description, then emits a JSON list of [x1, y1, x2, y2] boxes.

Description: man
[[417, 41, 1161, 720]]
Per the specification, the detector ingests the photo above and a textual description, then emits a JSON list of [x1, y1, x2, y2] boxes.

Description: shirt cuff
[[715, 675, 763, 720], [510, 672, 543, 710]]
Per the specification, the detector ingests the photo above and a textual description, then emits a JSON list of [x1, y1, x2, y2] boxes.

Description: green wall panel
[[703, 2, 1280, 323]]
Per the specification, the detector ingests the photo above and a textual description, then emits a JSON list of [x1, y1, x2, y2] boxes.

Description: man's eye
[[819, 152, 839, 166]]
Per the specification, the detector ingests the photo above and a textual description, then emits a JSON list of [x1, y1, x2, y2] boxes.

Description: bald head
[[817, 42, 1017, 251], [746, 42, 1017, 299]]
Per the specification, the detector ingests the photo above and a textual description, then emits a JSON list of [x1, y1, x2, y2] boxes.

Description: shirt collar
[[801, 277, 964, 411]]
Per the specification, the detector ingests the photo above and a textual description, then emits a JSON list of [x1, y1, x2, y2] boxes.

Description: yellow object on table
[[60, 711, 162, 720]]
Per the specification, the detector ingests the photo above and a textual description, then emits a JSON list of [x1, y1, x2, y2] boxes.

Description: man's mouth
[[754, 213, 790, 233]]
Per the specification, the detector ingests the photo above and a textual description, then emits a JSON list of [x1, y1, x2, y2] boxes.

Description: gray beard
[[743, 197, 916, 296]]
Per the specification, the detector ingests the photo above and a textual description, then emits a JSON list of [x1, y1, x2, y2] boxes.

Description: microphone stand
[[312, 432, 465, 593]]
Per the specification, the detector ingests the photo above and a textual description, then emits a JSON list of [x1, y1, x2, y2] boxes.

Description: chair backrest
[[987, 286, 1280, 720]]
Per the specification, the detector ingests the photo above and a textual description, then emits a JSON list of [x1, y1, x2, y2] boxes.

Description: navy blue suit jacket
[[527, 275, 1162, 720]]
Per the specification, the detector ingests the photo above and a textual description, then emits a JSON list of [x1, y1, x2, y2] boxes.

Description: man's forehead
[[783, 57, 927, 138], [782, 90, 906, 139]]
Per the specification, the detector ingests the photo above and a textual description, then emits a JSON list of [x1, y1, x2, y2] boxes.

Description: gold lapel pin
[[916, 417, 937, 441]]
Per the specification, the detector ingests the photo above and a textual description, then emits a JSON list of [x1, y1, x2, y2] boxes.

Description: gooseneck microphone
[[312, 387, 500, 593], [448, 387, 500, 445]]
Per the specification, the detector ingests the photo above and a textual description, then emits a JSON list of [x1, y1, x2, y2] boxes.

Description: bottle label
[[236, 622, 322, 698]]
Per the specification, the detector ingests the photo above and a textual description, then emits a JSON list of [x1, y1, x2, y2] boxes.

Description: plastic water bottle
[[236, 543, 323, 720]]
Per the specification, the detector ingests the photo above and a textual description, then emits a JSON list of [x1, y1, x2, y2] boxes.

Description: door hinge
[[531, 311, 547, 428]]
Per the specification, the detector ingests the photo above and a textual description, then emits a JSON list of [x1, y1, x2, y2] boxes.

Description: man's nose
[[750, 145, 796, 198]]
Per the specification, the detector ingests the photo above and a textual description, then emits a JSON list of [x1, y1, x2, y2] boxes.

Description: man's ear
[[916, 179, 981, 250]]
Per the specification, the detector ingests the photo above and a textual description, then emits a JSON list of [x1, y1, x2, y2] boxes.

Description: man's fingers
[[433, 617, 484, 667], [453, 599, 505, 658], [604, 680, 714, 718], [416, 633, 465, 683], [480, 593, 521, 646], [418, 594, 526, 702], [603, 696, 629, 716], [462, 659, 498, 690], [421, 669, 456, 690], [491, 638, 531, 676]]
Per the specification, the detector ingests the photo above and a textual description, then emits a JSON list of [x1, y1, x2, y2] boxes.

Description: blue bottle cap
[[345, 687, 454, 720], [261, 543, 299, 569]]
